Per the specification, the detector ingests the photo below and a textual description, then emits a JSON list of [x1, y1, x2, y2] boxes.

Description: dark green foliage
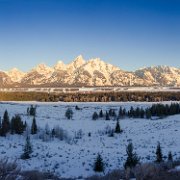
[[65, 108, 73, 119], [51, 128, 56, 138], [21, 136, 33, 160], [168, 151, 173, 161], [145, 109, 152, 119], [0, 110, 10, 136], [140, 108, 145, 118], [11, 115, 24, 134], [120, 103, 180, 119], [75, 105, 81, 110], [109, 109, 116, 117], [115, 120, 122, 133], [27, 105, 36, 116], [118, 107, 126, 119], [129, 107, 134, 118], [99, 110, 104, 118], [124, 142, 139, 169], [92, 112, 99, 120], [94, 153, 104, 172], [155, 142, 163, 163], [31, 117, 37, 135], [105, 111, 110, 120]]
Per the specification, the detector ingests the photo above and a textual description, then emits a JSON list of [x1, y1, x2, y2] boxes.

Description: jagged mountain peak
[[32, 63, 53, 74], [54, 61, 66, 71], [0, 57, 179, 87], [137, 65, 179, 74], [69, 55, 86, 67], [6, 68, 25, 83]]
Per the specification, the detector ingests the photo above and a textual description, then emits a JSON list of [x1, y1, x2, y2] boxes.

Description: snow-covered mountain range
[[0, 55, 180, 87]]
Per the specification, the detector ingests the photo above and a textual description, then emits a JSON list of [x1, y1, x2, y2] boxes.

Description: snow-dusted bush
[[74, 129, 84, 139], [98, 125, 114, 137], [53, 125, 69, 141]]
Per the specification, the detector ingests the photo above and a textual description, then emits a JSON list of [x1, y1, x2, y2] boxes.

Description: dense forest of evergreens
[[0, 91, 179, 102]]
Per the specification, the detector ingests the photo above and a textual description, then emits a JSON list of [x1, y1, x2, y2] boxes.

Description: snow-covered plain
[[0, 101, 180, 179]]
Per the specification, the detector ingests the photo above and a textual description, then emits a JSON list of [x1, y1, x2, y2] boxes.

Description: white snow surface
[[0, 101, 180, 178]]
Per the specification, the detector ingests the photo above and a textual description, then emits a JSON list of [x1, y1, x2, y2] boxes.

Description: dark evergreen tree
[[27, 107, 30, 115], [21, 136, 32, 159], [65, 108, 73, 119], [108, 109, 113, 116], [135, 107, 140, 118], [168, 151, 173, 162], [124, 142, 139, 169], [99, 110, 104, 118], [75, 105, 80, 110], [94, 153, 104, 172], [129, 107, 134, 118], [31, 117, 37, 134], [115, 120, 122, 133], [119, 107, 123, 119], [1, 110, 10, 136], [122, 108, 126, 117], [92, 112, 99, 120], [51, 128, 56, 138], [29, 105, 36, 116], [155, 142, 163, 163], [11, 115, 24, 134], [140, 108, 145, 118], [145, 108, 152, 119], [105, 111, 110, 120]]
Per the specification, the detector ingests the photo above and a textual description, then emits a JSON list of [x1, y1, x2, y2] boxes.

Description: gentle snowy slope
[[0, 101, 180, 178]]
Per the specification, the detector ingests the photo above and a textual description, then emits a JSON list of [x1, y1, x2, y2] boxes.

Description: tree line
[[0, 91, 179, 102], [92, 103, 180, 120], [0, 108, 38, 137]]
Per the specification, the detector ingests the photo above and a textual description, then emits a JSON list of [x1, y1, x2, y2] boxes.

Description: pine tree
[[92, 112, 99, 120], [27, 107, 30, 116], [105, 111, 110, 120], [146, 109, 152, 119], [75, 105, 80, 110], [29, 105, 36, 116], [94, 153, 104, 172], [11, 115, 24, 134], [140, 108, 145, 118], [115, 120, 122, 133], [31, 117, 37, 134], [1, 110, 10, 136], [129, 107, 134, 118], [168, 151, 173, 162], [155, 142, 163, 163], [124, 142, 139, 169], [65, 108, 73, 119], [119, 107, 123, 119], [21, 136, 32, 159], [99, 110, 104, 118]]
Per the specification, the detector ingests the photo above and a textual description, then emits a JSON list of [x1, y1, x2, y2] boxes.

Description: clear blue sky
[[0, 0, 179, 71]]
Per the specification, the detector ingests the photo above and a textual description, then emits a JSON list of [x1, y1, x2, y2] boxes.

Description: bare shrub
[[0, 159, 21, 180], [21, 170, 60, 180]]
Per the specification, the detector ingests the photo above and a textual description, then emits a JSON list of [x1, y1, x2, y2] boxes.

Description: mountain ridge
[[0, 55, 179, 87]]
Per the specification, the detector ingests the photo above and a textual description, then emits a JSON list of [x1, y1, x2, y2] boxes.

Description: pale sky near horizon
[[0, 0, 179, 71]]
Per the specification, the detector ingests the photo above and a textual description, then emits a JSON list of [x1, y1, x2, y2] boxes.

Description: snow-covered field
[[0, 101, 180, 179]]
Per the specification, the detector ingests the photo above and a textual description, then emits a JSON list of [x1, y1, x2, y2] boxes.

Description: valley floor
[[0, 101, 180, 178]]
